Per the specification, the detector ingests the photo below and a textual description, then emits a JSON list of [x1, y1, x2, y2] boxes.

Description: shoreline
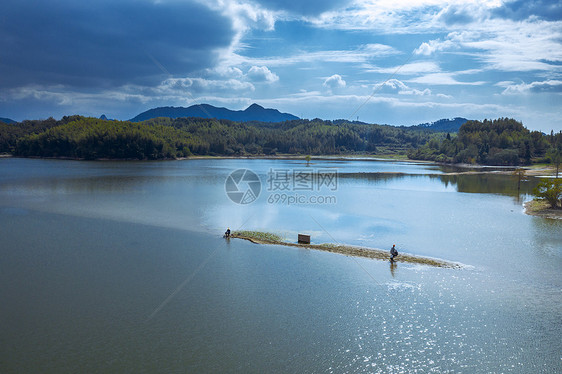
[[1, 154, 556, 176], [231, 231, 462, 268], [523, 200, 562, 219], [1, 154, 414, 162], [177, 154, 417, 162]]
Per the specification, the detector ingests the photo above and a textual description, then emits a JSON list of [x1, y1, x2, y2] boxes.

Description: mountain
[[409, 117, 469, 132], [129, 103, 299, 123], [0, 117, 16, 124]]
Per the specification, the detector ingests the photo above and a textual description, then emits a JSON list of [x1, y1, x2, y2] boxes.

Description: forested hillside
[[11, 117, 195, 159], [407, 117, 468, 132], [144, 117, 433, 155], [1, 116, 559, 166], [1, 116, 437, 159], [0, 117, 16, 124], [408, 118, 561, 165]]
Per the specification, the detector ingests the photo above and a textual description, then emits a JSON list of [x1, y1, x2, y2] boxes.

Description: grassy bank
[[231, 231, 461, 268], [524, 200, 562, 219]]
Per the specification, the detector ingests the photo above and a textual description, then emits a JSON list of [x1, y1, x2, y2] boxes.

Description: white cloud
[[463, 20, 562, 72], [310, 1, 562, 76], [436, 2, 494, 25], [247, 66, 279, 83], [412, 20, 562, 72], [309, 0, 503, 33], [400, 87, 432, 96], [377, 79, 431, 96], [3, 84, 155, 110], [254, 91, 510, 118], [365, 61, 441, 75], [231, 43, 399, 67], [414, 38, 456, 55], [408, 73, 486, 85], [201, 0, 276, 33], [200, 0, 279, 76], [414, 30, 479, 56], [362, 43, 399, 56], [159, 77, 255, 94], [495, 80, 515, 87], [323, 74, 347, 92], [210, 66, 245, 79], [501, 79, 562, 95]]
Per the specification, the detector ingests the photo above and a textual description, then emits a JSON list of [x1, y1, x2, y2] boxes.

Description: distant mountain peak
[[99, 114, 108, 120], [129, 103, 299, 123], [0, 117, 16, 124], [245, 103, 264, 111]]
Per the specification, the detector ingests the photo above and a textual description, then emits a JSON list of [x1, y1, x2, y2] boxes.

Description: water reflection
[[437, 174, 538, 196], [338, 170, 540, 198], [389, 261, 397, 277], [531, 218, 562, 258], [1, 158, 561, 373]]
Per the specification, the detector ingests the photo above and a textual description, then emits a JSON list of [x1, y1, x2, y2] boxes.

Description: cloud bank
[[0, 0, 560, 132]]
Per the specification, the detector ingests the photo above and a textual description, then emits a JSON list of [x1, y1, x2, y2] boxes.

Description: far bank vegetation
[[0, 116, 560, 169]]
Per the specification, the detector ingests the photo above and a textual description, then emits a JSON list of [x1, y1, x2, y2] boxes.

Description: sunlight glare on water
[[0, 158, 560, 373]]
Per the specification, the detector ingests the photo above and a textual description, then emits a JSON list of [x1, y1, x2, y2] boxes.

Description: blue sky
[[1, 0, 561, 131]]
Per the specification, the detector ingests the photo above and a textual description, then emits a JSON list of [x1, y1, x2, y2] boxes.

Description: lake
[[0, 157, 560, 373]]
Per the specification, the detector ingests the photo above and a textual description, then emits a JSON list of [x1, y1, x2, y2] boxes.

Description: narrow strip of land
[[231, 231, 461, 268], [524, 200, 562, 219]]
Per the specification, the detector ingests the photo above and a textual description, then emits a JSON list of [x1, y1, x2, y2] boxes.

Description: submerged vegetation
[[0, 115, 560, 168], [231, 231, 461, 268]]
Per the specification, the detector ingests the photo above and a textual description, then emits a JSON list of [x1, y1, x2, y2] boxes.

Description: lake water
[[0, 158, 560, 373]]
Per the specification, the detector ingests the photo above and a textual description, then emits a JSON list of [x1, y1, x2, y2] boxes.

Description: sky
[[0, 0, 561, 131]]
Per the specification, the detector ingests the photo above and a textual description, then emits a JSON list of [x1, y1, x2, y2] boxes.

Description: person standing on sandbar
[[390, 244, 398, 262]]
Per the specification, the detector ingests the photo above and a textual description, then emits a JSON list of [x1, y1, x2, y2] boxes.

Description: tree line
[[1, 116, 560, 167], [408, 118, 561, 166], [0, 116, 437, 159], [8, 117, 194, 160]]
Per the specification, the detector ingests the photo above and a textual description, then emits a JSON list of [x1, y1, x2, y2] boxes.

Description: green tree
[[547, 146, 562, 178], [532, 178, 562, 209]]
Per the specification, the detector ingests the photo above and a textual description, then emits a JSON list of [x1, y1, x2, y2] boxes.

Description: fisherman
[[224, 227, 231, 238], [390, 244, 398, 262]]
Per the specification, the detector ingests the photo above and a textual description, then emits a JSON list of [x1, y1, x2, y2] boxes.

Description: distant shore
[[180, 155, 555, 174], [231, 231, 462, 268], [184, 155, 557, 177], [524, 200, 562, 219], [1, 153, 557, 176], [178, 154, 415, 161]]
